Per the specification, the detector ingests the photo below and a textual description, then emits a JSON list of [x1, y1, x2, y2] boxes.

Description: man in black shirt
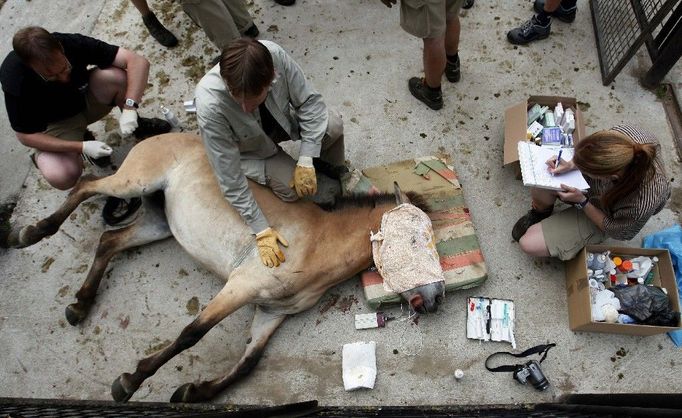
[[0, 26, 168, 191]]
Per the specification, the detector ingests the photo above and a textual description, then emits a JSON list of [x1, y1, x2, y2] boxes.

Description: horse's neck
[[325, 202, 395, 272]]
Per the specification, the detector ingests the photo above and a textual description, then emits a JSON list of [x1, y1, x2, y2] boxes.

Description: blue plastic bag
[[643, 224, 682, 346]]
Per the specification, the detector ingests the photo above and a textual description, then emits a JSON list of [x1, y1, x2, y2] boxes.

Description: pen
[[553, 149, 563, 176]]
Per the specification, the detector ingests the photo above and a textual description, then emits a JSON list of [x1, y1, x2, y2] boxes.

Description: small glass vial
[[161, 105, 183, 131]]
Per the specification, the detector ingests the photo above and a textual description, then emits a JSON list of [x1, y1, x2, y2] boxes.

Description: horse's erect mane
[[317, 191, 430, 213]]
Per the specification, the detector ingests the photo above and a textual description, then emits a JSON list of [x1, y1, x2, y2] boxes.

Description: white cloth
[[342, 341, 376, 391], [591, 289, 621, 322], [370, 203, 445, 293]]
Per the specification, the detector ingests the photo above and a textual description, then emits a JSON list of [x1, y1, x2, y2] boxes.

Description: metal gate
[[590, 0, 682, 85]]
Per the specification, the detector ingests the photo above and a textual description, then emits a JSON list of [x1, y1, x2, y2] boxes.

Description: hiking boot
[[463, 0, 475, 9], [142, 12, 178, 48], [408, 77, 443, 110], [534, 0, 577, 23], [134, 117, 172, 141], [102, 197, 142, 226], [243, 23, 260, 38], [313, 158, 350, 180], [512, 208, 553, 242], [445, 55, 460, 83], [274, 0, 295, 5], [507, 15, 551, 45]]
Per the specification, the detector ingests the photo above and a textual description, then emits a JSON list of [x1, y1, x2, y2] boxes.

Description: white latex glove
[[82, 141, 113, 159], [119, 108, 139, 136]]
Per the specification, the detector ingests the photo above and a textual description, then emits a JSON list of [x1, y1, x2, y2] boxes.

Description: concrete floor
[[1, 0, 681, 407]]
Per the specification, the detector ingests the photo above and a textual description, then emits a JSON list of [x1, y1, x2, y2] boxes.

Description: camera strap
[[484, 343, 556, 373]]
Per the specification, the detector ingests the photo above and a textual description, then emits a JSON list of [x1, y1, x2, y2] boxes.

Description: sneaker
[[511, 208, 553, 242], [274, 0, 295, 5], [533, 0, 577, 23], [134, 117, 172, 140], [445, 55, 460, 83], [507, 15, 551, 45], [463, 0, 475, 9], [243, 23, 259, 38], [408, 77, 443, 110], [142, 12, 178, 48], [313, 157, 350, 180], [102, 197, 142, 226]]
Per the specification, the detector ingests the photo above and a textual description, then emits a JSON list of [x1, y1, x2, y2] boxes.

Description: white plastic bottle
[[161, 105, 183, 131]]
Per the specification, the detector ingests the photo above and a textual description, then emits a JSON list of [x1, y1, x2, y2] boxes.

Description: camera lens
[[532, 376, 550, 391], [527, 361, 550, 391]]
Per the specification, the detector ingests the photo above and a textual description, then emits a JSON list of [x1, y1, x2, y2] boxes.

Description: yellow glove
[[255, 227, 289, 268], [290, 156, 317, 197]]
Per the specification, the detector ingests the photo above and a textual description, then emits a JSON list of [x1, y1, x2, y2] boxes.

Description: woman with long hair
[[512, 125, 671, 260]]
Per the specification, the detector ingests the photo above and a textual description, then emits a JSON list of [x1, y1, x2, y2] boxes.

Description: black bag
[[612, 284, 680, 326]]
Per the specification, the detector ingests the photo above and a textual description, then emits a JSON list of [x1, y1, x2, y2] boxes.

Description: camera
[[513, 360, 549, 391]]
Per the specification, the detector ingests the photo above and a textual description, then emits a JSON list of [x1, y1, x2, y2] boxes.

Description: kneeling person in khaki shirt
[[195, 38, 345, 268]]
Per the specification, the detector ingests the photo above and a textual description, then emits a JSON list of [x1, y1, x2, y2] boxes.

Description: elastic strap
[[485, 343, 556, 373]]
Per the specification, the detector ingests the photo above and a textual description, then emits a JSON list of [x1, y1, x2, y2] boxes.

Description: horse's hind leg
[[111, 268, 259, 402], [4, 154, 168, 249], [170, 306, 287, 403], [65, 196, 172, 325]]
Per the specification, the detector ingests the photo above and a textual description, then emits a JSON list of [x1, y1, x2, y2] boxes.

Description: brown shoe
[[512, 208, 552, 242]]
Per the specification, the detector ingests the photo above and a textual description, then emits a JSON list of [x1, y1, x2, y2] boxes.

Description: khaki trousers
[[180, 0, 254, 50], [262, 108, 344, 202]]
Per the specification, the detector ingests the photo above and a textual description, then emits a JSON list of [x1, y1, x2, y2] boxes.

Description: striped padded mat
[[358, 157, 487, 309]]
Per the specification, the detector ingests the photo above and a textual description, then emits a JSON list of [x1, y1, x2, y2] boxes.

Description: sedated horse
[[4, 133, 445, 403]]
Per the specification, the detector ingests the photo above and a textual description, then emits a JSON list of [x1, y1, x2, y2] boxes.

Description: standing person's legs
[[534, 0, 577, 21], [507, 0, 571, 45], [221, 0, 256, 33], [444, 9, 461, 82], [181, 0, 241, 51], [422, 37, 446, 90], [130, 0, 151, 14], [401, 0, 449, 110], [130, 0, 178, 48]]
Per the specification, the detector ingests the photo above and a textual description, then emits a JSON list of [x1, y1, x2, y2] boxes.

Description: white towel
[[342, 341, 377, 391]]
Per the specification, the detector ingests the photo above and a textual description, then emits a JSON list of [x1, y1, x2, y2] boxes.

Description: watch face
[[125, 98, 138, 108]]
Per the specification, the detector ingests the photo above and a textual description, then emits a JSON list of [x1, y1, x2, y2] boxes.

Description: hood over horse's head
[[381, 183, 446, 314]]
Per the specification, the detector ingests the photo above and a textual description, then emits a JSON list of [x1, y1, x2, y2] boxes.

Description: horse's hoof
[[111, 373, 137, 402], [170, 382, 204, 403], [65, 303, 88, 326]]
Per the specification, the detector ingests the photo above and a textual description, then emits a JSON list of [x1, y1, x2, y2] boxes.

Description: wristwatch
[[574, 197, 590, 210], [124, 98, 139, 109]]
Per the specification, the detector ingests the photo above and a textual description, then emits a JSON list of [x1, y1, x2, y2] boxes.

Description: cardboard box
[[565, 245, 682, 335], [503, 96, 587, 166]]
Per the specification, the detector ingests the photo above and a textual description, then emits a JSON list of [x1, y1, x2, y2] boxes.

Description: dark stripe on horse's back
[[316, 192, 429, 212]]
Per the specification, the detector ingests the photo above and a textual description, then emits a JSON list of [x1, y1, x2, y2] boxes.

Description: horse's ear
[[393, 182, 410, 205]]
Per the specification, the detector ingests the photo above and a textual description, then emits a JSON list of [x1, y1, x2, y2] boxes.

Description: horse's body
[[5, 133, 444, 403]]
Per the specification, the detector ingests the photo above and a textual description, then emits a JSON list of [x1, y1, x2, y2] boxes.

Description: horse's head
[[386, 182, 446, 314], [399, 282, 446, 314]]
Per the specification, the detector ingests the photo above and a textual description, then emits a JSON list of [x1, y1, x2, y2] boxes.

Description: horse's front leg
[[3, 175, 100, 248], [111, 272, 258, 402], [66, 199, 172, 325], [170, 306, 287, 403]]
